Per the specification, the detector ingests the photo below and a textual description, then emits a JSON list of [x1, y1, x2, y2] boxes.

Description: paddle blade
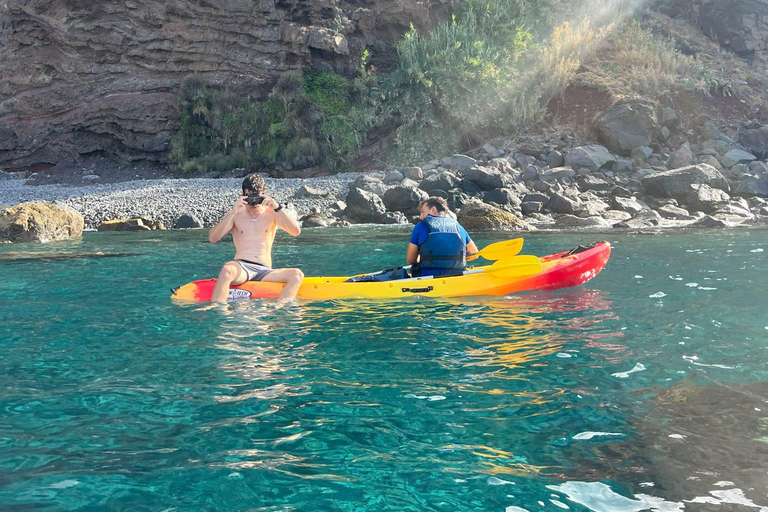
[[485, 255, 542, 277], [468, 238, 524, 262]]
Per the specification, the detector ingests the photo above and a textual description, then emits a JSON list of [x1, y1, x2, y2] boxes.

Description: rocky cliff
[[0, 0, 456, 170]]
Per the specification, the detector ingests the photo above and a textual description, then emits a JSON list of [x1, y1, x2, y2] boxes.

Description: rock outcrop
[[0, 0, 456, 169], [0, 202, 84, 242]]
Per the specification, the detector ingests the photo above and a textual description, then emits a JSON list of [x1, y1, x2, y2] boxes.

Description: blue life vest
[[412, 215, 466, 277]]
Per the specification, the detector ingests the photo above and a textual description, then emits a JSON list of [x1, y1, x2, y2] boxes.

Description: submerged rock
[[457, 201, 534, 231], [98, 217, 165, 231]]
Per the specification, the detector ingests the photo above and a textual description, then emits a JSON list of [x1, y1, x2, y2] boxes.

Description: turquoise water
[[1, 227, 767, 511]]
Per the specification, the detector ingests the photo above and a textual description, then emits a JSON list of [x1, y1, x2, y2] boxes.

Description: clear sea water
[[1, 227, 767, 512]]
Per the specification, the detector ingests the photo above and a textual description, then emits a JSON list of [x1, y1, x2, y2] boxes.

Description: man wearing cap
[[209, 173, 303, 302]]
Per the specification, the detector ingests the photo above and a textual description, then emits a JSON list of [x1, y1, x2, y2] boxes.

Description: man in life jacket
[[407, 196, 478, 277]]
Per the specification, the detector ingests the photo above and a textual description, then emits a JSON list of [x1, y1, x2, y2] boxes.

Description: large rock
[[344, 187, 386, 223], [457, 201, 534, 231], [735, 175, 768, 197], [483, 188, 522, 208], [294, 184, 330, 199], [641, 164, 729, 200], [419, 171, 458, 194], [173, 214, 204, 229], [381, 185, 427, 214], [460, 166, 512, 191], [738, 126, 768, 159], [686, 184, 731, 213], [699, 0, 768, 57], [721, 149, 757, 168], [0, 202, 84, 242], [564, 145, 615, 172], [98, 217, 165, 231], [594, 99, 658, 155], [441, 154, 477, 172]]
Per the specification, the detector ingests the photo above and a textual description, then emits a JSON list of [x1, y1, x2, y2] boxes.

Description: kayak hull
[[171, 242, 611, 302]]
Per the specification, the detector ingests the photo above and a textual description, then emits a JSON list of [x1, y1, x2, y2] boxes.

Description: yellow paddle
[[467, 238, 524, 262]]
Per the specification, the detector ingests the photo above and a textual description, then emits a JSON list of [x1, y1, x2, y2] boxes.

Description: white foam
[[573, 432, 624, 440], [649, 292, 666, 298], [612, 363, 646, 378], [750, 248, 763, 253]]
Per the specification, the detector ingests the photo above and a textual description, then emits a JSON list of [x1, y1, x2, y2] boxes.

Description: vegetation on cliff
[[170, 0, 760, 174]]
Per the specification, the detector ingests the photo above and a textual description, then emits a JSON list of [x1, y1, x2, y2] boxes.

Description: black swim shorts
[[235, 259, 274, 282]]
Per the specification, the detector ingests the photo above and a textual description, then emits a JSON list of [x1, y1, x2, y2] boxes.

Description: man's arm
[[263, 197, 301, 236], [210, 196, 246, 243], [406, 243, 420, 265], [466, 240, 478, 257]]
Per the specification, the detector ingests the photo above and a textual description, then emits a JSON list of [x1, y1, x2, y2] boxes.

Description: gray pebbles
[[0, 174, 364, 230]]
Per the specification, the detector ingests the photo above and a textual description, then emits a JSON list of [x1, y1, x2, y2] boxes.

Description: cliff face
[[0, 0, 456, 169]]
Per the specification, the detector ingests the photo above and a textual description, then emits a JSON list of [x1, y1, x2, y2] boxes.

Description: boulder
[[441, 154, 477, 172], [457, 201, 534, 231], [547, 150, 565, 168], [564, 145, 615, 171], [594, 99, 658, 155], [382, 185, 428, 214], [699, 0, 768, 57], [691, 214, 748, 228], [301, 213, 332, 228], [446, 190, 472, 211], [721, 149, 757, 169], [344, 187, 386, 223], [601, 210, 633, 224], [419, 171, 458, 194], [641, 164, 729, 200], [738, 126, 768, 159], [98, 217, 165, 231], [521, 201, 544, 216], [483, 188, 522, 208], [686, 184, 731, 213], [547, 191, 581, 214], [668, 146, 693, 169], [460, 166, 512, 191], [404, 167, 424, 180], [555, 215, 612, 229], [657, 204, 696, 221], [735, 173, 768, 197], [351, 175, 387, 195], [294, 184, 330, 199], [0, 202, 84, 243], [173, 214, 204, 229], [383, 170, 405, 184], [612, 196, 648, 215], [616, 210, 663, 229], [579, 175, 612, 192], [380, 211, 409, 225]]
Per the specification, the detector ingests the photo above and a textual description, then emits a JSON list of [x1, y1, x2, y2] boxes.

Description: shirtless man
[[209, 174, 303, 302]]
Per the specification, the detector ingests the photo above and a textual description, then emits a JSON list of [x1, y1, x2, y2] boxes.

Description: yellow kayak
[[171, 242, 611, 301]]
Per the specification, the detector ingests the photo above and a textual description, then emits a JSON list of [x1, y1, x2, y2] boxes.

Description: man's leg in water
[[262, 268, 305, 299], [211, 261, 248, 303]]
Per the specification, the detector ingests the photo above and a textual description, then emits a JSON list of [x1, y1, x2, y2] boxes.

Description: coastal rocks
[[0, 202, 84, 243], [294, 184, 330, 199], [382, 185, 427, 214], [699, 0, 768, 57], [686, 184, 731, 213], [460, 166, 513, 191], [457, 201, 534, 231], [641, 164, 729, 200], [738, 125, 768, 159], [98, 218, 165, 231], [419, 171, 459, 194], [173, 214, 204, 229], [721, 149, 757, 169], [344, 187, 387, 223], [441, 154, 477, 172], [301, 213, 333, 228], [564, 145, 615, 172], [594, 100, 658, 155]]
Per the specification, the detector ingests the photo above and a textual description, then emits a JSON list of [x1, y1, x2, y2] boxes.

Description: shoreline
[[0, 173, 364, 230]]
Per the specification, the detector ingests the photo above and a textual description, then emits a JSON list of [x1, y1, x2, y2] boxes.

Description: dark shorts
[[235, 259, 274, 282]]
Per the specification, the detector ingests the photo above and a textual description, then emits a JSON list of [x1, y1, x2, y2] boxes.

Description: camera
[[245, 194, 265, 206]]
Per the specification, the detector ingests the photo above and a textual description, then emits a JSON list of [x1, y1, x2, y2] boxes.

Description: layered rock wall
[[0, 0, 456, 169]]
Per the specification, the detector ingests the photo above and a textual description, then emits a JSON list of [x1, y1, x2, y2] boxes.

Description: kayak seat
[[345, 267, 411, 283]]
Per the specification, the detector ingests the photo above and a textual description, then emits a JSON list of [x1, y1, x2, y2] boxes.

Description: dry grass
[[574, 19, 701, 101]]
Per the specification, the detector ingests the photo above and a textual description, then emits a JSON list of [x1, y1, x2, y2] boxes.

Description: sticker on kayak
[[228, 289, 252, 300]]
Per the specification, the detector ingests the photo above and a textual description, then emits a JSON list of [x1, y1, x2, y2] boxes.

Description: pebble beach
[[0, 173, 363, 230]]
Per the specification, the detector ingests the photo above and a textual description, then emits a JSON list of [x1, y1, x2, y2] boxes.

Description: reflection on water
[[2, 228, 768, 511]]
